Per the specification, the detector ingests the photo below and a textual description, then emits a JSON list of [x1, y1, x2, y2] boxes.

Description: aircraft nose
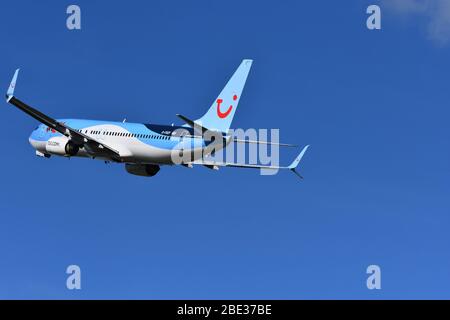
[[29, 126, 38, 138], [29, 130, 38, 148], [28, 129, 46, 152]]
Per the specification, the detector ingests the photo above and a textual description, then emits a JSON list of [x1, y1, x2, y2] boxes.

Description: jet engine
[[45, 136, 79, 156], [125, 164, 160, 177]]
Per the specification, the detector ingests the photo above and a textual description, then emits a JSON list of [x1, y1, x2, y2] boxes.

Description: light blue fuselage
[[29, 119, 209, 165]]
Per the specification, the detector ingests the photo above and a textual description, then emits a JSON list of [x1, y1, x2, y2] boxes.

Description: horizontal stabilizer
[[176, 113, 210, 133]]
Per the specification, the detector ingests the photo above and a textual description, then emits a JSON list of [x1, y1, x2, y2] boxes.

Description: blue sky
[[0, 0, 449, 299]]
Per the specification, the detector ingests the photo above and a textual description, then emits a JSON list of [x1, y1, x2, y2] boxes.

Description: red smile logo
[[216, 95, 237, 119]]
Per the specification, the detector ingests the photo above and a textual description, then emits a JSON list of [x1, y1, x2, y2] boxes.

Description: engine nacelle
[[46, 136, 79, 156], [125, 164, 160, 177]]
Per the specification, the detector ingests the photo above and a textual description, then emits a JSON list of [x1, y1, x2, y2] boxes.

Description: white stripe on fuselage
[[38, 123, 208, 165]]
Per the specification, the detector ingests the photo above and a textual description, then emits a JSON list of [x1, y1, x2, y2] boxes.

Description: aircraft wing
[[190, 145, 309, 179], [5, 69, 122, 161]]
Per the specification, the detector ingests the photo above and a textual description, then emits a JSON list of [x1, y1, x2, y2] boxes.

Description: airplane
[[4, 60, 309, 178]]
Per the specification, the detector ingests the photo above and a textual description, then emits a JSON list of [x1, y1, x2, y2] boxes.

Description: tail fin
[[196, 59, 253, 133]]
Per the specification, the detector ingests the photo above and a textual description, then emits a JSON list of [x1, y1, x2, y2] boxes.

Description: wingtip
[[6, 68, 20, 98], [290, 168, 304, 179], [288, 144, 310, 169]]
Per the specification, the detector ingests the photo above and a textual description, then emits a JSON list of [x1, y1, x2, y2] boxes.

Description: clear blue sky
[[0, 0, 449, 299]]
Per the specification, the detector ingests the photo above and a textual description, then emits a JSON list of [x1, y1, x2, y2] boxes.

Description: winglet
[[6, 68, 19, 102], [288, 145, 309, 179]]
